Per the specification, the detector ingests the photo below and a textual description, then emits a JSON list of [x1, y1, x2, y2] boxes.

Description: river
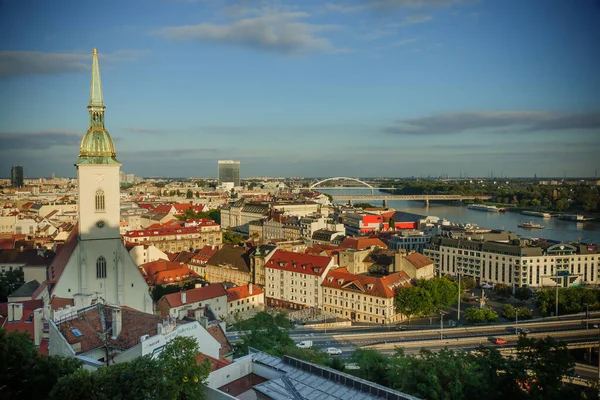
[[320, 189, 600, 245]]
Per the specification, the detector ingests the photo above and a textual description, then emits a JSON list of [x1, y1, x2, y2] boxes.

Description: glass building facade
[[218, 160, 240, 186], [11, 165, 23, 188]]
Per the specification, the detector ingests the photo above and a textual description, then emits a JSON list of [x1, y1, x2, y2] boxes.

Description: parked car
[[296, 341, 313, 349], [520, 328, 531, 335], [345, 363, 360, 370], [395, 325, 407, 331], [494, 338, 507, 345], [326, 347, 342, 355]]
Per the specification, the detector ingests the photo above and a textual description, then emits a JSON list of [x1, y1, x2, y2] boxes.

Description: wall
[[207, 354, 253, 388], [48, 320, 76, 358]]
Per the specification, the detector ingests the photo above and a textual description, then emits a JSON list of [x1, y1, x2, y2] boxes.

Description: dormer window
[[337, 278, 344, 285], [327, 277, 334, 283], [367, 284, 374, 290]]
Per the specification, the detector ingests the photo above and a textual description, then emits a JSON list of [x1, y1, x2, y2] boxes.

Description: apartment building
[[122, 222, 222, 253], [205, 244, 253, 287], [424, 236, 600, 288], [226, 283, 265, 322], [321, 267, 412, 324], [264, 250, 334, 309]]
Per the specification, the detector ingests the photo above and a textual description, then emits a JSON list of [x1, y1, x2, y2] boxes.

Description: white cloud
[[158, 12, 347, 54], [0, 49, 150, 77]]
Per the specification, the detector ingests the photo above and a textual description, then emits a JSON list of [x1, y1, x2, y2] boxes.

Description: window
[[96, 256, 107, 279], [95, 189, 105, 212]]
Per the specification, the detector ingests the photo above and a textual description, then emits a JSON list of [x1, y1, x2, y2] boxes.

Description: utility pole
[[515, 310, 518, 336], [440, 313, 444, 341], [457, 269, 462, 322]]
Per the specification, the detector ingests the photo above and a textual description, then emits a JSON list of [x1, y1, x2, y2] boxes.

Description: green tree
[[483, 308, 499, 322], [417, 277, 458, 312], [464, 307, 486, 323], [516, 307, 533, 320], [350, 349, 391, 386], [0, 269, 25, 302], [394, 286, 433, 324], [354, 203, 374, 209], [515, 286, 532, 301], [502, 304, 516, 319], [233, 311, 294, 357], [389, 217, 396, 230], [461, 276, 476, 291], [493, 283, 511, 298], [0, 329, 81, 400], [50, 336, 211, 400]]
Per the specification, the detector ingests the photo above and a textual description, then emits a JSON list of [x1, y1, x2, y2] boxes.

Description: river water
[[321, 189, 600, 245]]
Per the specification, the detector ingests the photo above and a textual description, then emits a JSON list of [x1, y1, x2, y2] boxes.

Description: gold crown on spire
[[93, 48, 98, 55]]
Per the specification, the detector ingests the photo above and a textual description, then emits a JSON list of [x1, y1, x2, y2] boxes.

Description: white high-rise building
[[48, 49, 153, 313], [218, 160, 240, 186]]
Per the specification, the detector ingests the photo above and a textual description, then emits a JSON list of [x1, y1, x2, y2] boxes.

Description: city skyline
[[1, 0, 599, 178]]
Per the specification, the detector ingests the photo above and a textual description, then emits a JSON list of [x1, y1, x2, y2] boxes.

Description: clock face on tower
[[96, 220, 105, 228]]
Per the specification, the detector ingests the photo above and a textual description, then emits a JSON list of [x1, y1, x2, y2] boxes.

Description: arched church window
[[96, 256, 107, 279], [95, 189, 105, 212]]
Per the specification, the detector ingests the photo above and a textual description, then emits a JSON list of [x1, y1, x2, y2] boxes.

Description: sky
[[0, 0, 599, 179]]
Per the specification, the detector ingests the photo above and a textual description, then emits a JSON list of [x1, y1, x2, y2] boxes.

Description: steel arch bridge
[[309, 177, 374, 194]]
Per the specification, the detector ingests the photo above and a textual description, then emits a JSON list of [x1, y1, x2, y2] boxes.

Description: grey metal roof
[[251, 351, 419, 400]]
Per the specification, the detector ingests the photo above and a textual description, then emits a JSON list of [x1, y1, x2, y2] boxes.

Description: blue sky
[[0, 0, 599, 179]]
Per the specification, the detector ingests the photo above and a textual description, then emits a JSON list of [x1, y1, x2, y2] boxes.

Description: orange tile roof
[[322, 267, 412, 298], [226, 284, 263, 302], [139, 259, 199, 286], [162, 283, 228, 308], [404, 252, 434, 269], [266, 250, 332, 277], [339, 237, 387, 250], [206, 324, 232, 358], [196, 352, 232, 372]]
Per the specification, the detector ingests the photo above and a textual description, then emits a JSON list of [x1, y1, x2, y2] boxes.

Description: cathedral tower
[[76, 48, 121, 240]]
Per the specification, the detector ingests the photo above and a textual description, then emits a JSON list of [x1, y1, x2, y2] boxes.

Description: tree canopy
[[394, 286, 433, 323]]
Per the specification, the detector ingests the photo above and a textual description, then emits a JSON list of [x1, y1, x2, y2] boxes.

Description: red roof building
[[322, 267, 413, 324], [264, 250, 334, 310], [138, 259, 200, 286], [226, 284, 265, 318], [157, 283, 228, 317]]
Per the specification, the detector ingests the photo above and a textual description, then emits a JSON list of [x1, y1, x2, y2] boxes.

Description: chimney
[[111, 308, 122, 339], [249, 283, 253, 295], [181, 291, 187, 304], [33, 308, 43, 346]]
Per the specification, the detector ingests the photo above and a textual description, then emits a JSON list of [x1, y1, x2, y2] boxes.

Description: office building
[[423, 235, 600, 288], [11, 166, 24, 188], [218, 160, 240, 186]]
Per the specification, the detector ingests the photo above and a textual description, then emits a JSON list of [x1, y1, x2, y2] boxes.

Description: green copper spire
[[77, 48, 120, 165]]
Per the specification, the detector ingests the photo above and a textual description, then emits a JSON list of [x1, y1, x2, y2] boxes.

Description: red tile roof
[[0, 299, 45, 354], [56, 304, 165, 354], [124, 226, 210, 239], [404, 252, 435, 269], [190, 245, 219, 265], [162, 283, 228, 308], [322, 267, 412, 298], [266, 250, 332, 277], [339, 237, 387, 250], [226, 284, 263, 302], [138, 259, 199, 286], [206, 324, 232, 358], [196, 352, 232, 372]]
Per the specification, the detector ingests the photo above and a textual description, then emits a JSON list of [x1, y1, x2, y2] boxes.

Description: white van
[[296, 341, 313, 349]]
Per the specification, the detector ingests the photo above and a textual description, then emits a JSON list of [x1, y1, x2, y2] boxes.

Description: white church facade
[[49, 49, 152, 313]]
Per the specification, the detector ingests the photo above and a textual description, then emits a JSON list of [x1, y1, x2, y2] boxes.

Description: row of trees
[[535, 286, 600, 315], [179, 208, 221, 224], [0, 269, 24, 302], [0, 330, 210, 400], [502, 304, 533, 320], [381, 180, 599, 212], [151, 278, 208, 302], [349, 337, 583, 400], [464, 307, 498, 323]]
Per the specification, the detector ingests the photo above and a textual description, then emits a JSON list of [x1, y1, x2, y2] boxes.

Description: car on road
[[296, 341, 313, 349], [395, 325, 407, 331], [520, 328, 531, 335], [494, 338, 507, 345], [326, 347, 342, 355]]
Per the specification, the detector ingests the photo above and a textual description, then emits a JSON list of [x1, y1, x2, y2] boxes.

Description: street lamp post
[[515, 309, 518, 337], [440, 313, 444, 341], [555, 270, 559, 317]]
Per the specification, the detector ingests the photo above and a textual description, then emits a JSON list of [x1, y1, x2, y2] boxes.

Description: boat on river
[[467, 204, 500, 213], [559, 214, 595, 222], [518, 221, 545, 229], [521, 210, 552, 218]]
